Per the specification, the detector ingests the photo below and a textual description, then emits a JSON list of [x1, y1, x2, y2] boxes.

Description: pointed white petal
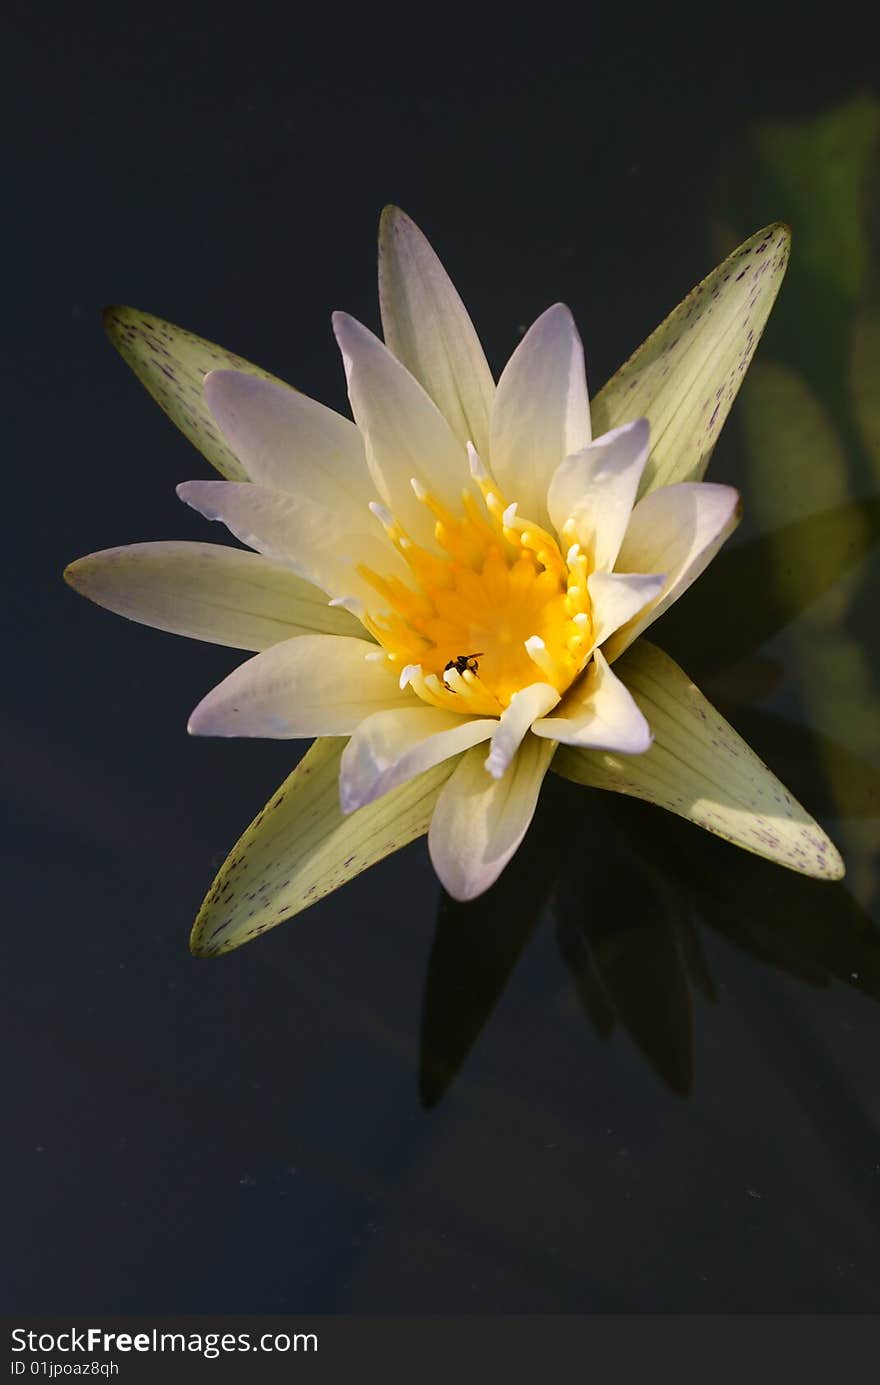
[[378, 206, 494, 456], [603, 482, 741, 660], [485, 682, 559, 779], [553, 641, 844, 880], [546, 418, 649, 568], [428, 735, 557, 901], [332, 312, 468, 548], [590, 224, 791, 496], [533, 648, 651, 752], [340, 706, 495, 812], [103, 306, 285, 480], [588, 570, 667, 647], [177, 478, 406, 608], [187, 635, 409, 738], [190, 738, 458, 955], [64, 541, 368, 650], [204, 371, 373, 517], [491, 304, 590, 528]]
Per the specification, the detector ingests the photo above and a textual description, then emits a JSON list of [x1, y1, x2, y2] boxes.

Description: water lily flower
[[65, 209, 843, 955]]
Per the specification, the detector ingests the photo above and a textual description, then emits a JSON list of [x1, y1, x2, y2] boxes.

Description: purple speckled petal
[[103, 305, 285, 480], [553, 640, 844, 881], [591, 224, 791, 497], [189, 738, 458, 957]]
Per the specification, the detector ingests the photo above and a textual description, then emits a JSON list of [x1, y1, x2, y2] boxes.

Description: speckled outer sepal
[[553, 640, 844, 880], [103, 306, 286, 480], [189, 738, 458, 957], [591, 224, 791, 498]]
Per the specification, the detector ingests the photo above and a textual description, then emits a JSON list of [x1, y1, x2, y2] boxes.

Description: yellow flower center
[[360, 467, 594, 716]]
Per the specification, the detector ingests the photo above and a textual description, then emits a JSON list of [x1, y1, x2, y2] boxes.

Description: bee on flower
[[65, 208, 842, 955]]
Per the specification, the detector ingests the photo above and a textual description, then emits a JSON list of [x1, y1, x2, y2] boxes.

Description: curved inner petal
[[187, 634, 411, 739], [485, 682, 560, 779], [547, 418, 650, 573], [533, 648, 651, 753], [177, 478, 408, 610], [588, 570, 667, 648], [603, 481, 741, 661], [204, 371, 373, 511], [428, 735, 557, 901], [340, 705, 495, 812], [490, 303, 591, 530]]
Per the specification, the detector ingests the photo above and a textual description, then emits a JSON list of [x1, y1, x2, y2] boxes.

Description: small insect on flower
[[63, 207, 845, 956], [443, 652, 484, 686]]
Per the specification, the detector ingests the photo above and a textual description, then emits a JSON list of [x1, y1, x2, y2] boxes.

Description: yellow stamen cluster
[[360, 468, 594, 716]]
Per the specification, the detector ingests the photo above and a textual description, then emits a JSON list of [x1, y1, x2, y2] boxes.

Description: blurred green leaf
[[751, 94, 880, 303], [656, 490, 880, 679]]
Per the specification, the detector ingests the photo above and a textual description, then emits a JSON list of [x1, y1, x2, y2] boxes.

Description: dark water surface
[[8, 7, 880, 1311]]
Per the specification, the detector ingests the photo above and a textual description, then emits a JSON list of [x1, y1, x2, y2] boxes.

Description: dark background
[[8, 3, 880, 1312]]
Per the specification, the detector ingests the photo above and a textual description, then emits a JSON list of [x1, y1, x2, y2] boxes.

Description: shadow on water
[[419, 767, 880, 1105], [553, 794, 703, 1097], [418, 93, 880, 1107], [418, 780, 569, 1108]]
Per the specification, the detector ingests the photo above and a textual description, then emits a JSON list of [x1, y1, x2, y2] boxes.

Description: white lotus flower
[[66, 208, 843, 954]]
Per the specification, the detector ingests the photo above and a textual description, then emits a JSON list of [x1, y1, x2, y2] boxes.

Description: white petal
[[428, 735, 557, 901], [491, 304, 590, 529], [603, 482, 741, 661], [64, 541, 368, 650], [187, 635, 410, 738], [546, 418, 649, 569], [177, 479, 406, 608], [340, 706, 495, 812], [204, 371, 373, 515], [588, 570, 667, 647], [378, 206, 494, 457], [533, 648, 651, 752], [485, 682, 559, 779], [332, 312, 468, 549]]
